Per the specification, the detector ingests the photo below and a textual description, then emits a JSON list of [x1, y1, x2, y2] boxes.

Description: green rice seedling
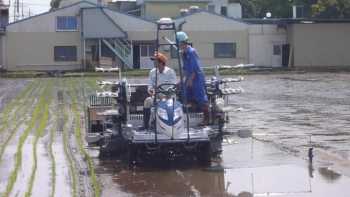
[[0, 80, 44, 165], [49, 81, 60, 197], [67, 79, 100, 197], [0, 80, 39, 133], [2, 80, 50, 197], [25, 79, 53, 197], [63, 79, 78, 197]]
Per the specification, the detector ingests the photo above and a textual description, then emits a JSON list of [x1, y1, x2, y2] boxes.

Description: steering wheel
[[156, 83, 178, 94]]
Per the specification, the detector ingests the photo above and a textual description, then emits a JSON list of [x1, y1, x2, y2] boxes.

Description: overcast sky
[[7, 0, 51, 22]]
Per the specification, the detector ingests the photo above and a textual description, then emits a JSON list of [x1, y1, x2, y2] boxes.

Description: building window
[[214, 43, 236, 58], [208, 5, 215, 13], [91, 44, 116, 61], [141, 45, 155, 57], [171, 43, 192, 58], [54, 46, 77, 61], [221, 6, 227, 16], [273, 45, 281, 55], [56, 16, 78, 31]]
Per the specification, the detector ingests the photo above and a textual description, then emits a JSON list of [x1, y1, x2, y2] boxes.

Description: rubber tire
[[127, 141, 138, 165], [198, 142, 212, 166]]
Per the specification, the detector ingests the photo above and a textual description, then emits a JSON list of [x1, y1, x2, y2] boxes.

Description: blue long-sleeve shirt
[[181, 46, 206, 85]]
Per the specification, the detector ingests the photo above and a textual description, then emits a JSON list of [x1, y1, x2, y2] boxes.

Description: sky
[[7, 0, 52, 22]]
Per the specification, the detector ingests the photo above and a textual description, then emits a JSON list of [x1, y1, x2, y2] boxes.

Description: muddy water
[[0, 74, 349, 197], [93, 73, 350, 197], [228, 73, 350, 172], [0, 79, 31, 112]]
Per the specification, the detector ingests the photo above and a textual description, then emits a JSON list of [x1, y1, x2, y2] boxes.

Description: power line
[[21, 3, 50, 6], [13, 3, 50, 6]]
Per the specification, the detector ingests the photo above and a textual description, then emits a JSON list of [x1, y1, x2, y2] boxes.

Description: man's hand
[[177, 81, 182, 87]]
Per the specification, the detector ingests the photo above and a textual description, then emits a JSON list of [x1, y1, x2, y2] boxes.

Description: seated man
[[141, 52, 176, 129]]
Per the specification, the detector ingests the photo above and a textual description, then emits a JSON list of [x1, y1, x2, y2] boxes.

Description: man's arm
[[186, 50, 201, 87], [148, 70, 153, 91], [187, 72, 196, 87], [169, 69, 177, 84], [181, 70, 186, 79]]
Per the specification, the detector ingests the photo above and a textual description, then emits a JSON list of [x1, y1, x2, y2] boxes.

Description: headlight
[[157, 108, 168, 120], [173, 108, 182, 120]]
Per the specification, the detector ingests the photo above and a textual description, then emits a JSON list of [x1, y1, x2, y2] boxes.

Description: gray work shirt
[[148, 66, 176, 91]]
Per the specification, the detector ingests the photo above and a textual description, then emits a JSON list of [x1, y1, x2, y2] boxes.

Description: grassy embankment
[[0, 67, 306, 78]]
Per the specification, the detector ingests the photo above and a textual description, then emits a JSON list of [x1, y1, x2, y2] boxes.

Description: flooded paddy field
[[0, 72, 349, 197]]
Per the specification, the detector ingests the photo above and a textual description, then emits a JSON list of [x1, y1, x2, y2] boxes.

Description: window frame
[[56, 16, 78, 31], [54, 46, 77, 62], [214, 43, 236, 58]]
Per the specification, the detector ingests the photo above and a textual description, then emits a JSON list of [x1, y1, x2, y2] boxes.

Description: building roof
[[172, 10, 250, 25], [59, 0, 111, 7], [241, 18, 350, 25], [5, 1, 99, 27], [5, 0, 155, 28]]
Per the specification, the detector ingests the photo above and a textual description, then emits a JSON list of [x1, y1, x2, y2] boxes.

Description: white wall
[[249, 24, 286, 67], [227, 3, 242, 18]]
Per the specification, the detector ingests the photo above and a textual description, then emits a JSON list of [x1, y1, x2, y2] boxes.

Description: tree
[[293, 0, 319, 19], [229, 0, 350, 19], [231, 0, 261, 18], [311, 0, 350, 19], [257, 0, 294, 18], [230, 0, 296, 18], [50, 0, 62, 10]]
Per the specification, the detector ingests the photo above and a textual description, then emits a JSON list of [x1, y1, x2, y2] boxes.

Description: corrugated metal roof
[[82, 8, 127, 38], [59, 0, 111, 8]]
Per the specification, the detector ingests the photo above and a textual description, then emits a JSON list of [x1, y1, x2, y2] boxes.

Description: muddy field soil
[[0, 73, 349, 197]]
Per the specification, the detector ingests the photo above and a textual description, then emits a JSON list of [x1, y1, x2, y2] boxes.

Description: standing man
[[173, 31, 210, 126], [141, 52, 176, 129]]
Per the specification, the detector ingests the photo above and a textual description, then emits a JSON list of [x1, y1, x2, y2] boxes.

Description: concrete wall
[[5, 32, 82, 71], [3, 2, 95, 71], [288, 23, 350, 68], [249, 24, 287, 67], [146, 2, 207, 21]]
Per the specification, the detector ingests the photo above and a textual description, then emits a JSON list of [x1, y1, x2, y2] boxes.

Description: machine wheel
[[197, 142, 212, 166], [98, 138, 118, 157], [127, 141, 138, 165], [99, 139, 110, 157]]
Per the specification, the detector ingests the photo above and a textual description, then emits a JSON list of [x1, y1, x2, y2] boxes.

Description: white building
[[0, 0, 350, 71]]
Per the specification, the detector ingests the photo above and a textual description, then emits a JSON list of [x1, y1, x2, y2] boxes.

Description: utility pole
[[13, 0, 15, 21], [21, 0, 23, 19]]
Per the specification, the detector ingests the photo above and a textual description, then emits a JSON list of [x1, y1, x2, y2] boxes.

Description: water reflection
[[308, 164, 315, 178], [95, 153, 350, 197], [318, 167, 342, 183], [98, 157, 253, 197]]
